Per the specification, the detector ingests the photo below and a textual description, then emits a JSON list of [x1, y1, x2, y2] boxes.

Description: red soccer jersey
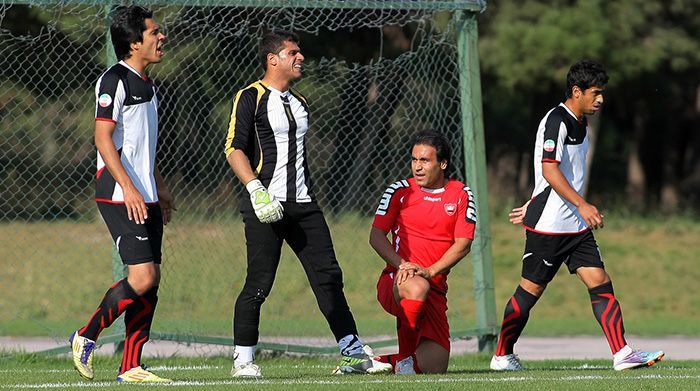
[[372, 178, 477, 293]]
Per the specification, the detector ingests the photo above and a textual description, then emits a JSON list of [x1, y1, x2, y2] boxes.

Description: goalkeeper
[[223, 30, 391, 378]]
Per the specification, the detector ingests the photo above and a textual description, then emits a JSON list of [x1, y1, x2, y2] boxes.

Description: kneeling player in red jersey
[[369, 130, 476, 374]]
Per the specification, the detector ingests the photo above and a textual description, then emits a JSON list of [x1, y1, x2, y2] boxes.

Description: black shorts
[[521, 230, 604, 285], [97, 202, 163, 265]]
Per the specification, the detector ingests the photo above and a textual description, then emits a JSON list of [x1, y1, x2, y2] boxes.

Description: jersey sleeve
[[541, 115, 567, 163], [95, 72, 124, 123], [224, 87, 257, 157], [454, 186, 477, 239], [372, 180, 409, 232]]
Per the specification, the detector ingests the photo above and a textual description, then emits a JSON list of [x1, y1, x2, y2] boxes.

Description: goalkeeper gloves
[[246, 179, 284, 223]]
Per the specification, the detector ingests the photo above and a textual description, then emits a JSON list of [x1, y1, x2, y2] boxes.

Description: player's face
[[132, 18, 166, 66], [576, 85, 605, 115], [411, 144, 446, 189], [274, 40, 304, 81]]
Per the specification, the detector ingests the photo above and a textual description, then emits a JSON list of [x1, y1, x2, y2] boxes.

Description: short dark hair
[[259, 30, 300, 71], [566, 59, 609, 98], [110, 6, 153, 61], [411, 130, 451, 170]]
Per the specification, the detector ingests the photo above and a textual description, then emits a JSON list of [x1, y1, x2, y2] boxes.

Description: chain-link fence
[[0, 0, 494, 353]]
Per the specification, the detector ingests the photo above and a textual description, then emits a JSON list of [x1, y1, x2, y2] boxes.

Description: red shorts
[[376, 271, 451, 352]]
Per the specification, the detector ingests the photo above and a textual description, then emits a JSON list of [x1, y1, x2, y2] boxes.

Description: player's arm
[[154, 166, 176, 225], [423, 238, 472, 278], [369, 226, 404, 269], [224, 88, 283, 223], [95, 120, 147, 224], [542, 162, 603, 229]]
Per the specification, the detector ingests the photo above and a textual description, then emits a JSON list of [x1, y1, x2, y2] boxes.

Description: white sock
[[234, 345, 256, 366], [613, 345, 632, 362], [338, 334, 364, 356]]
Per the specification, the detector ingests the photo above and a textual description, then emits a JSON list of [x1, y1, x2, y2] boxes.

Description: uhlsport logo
[[543, 139, 556, 152], [444, 203, 457, 216], [98, 93, 112, 108]]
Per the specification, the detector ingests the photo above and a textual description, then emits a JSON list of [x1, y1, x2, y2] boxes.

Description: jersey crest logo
[[444, 203, 457, 216], [98, 93, 112, 108]]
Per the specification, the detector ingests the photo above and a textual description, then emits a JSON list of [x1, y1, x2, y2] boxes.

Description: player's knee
[[399, 277, 430, 300], [127, 265, 159, 295]]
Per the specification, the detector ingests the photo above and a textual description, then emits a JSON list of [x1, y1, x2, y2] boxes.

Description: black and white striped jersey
[[523, 103, 589, 234], [94, 60, 159, 204], [225, 81, 313, 203]]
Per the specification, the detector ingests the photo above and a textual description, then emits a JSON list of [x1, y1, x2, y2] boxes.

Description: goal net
[[0, 0, 494, 354]]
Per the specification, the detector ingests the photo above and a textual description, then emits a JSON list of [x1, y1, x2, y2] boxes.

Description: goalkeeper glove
[[246, 179, 284, 223]]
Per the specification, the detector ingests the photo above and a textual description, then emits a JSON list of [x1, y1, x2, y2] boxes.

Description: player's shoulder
[[289, 87, 308, 105], [380, 178, 412, 195], [96, 63, 128, 87], [447, 179, 472, 194]]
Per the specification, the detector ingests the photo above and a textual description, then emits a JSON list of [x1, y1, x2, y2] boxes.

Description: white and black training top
[[94, 60, 159, 205], [523, 103, 589, 234], [224, 81, 313, 203]]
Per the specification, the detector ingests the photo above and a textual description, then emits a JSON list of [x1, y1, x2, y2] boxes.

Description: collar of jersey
[[259, 81, 290, 97], [119, 60, 144, 79], [559, 102, 583, 123], [419, 186, 446, 194]]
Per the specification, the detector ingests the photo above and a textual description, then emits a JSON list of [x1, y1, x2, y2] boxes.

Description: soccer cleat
[[332, 345, 393, 375], [231, 362, 262, 378], [613, 349, 665, 371], [395, 356, 417, 375], [69, 331, 96, 380], [490, 354, 524, 371], [116, 365, 172, 383]]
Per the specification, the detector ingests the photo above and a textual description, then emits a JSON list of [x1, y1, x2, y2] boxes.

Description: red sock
[[397, 299, 424, 359], [400, 298, 425, 330], [378, 354, 399, 367]]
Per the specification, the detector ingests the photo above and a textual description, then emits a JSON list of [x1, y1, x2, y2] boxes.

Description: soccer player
[[490, 60, 664, 371], [224, 30, 392, 378], [68, 5, 174, 383], [370, 130, 476, 374]]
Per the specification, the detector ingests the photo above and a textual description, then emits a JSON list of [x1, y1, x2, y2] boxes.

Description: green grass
[[2, 211, 699, 340], [1, 354, 698, 390]]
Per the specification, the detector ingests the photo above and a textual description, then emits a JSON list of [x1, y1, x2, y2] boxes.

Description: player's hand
[[246, 179, 284, 223], [157, 187, 177, 225], [578, 202, 604, 229], [509, 199, 531, 225], [397, 262, 430, 284], [123, 185, 147, 224]]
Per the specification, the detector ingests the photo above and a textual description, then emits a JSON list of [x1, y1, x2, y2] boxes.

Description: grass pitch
[[1, 354, 699, 390]]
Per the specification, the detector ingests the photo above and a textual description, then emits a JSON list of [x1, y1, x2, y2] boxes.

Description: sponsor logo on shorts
[[135, 235, 149, 241], [444, 203, 457, 216], [542, 259, 554, 267], [543, 139, 556, 152], [98, 93, 112, 108]]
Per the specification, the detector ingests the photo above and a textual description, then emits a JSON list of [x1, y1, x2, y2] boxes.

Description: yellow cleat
[[116, 365, 172, 383], [69, 331, 95, 380]]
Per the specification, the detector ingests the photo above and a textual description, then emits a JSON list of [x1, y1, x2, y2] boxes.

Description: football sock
[[338, 334, 365, 356], [400, 298, 425, 330], [79, 278, 139, 341], [120, 286, 158, 373], [495, 285, 539, 356], [377, 353, 399, 367], [589, 282, 627, 354], [234, 345, 256, 367], [397, 298, 424, 358]]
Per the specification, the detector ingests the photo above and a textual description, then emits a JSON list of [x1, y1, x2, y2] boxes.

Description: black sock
[[589, 282, 627, 354], [495, 285, 539, 356], [79, 279, 139, 341], [120, 286, 159, 373]]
